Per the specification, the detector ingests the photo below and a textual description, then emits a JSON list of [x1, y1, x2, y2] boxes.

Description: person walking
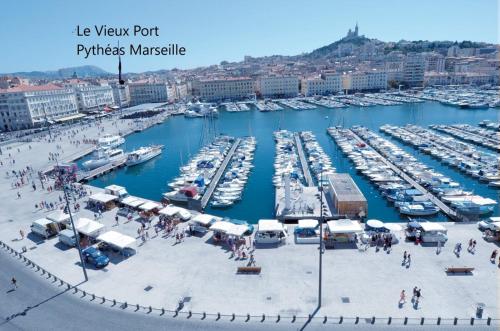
[[115, 215, 119, 226], [11, 277, 18, 290], [491, 250, 498, 263], [399, 290, 406, 304], [19, 229, 24, 240], [403, 251, 407, 263], [406, 254, 411, 267], [415, 288, 422, 304]]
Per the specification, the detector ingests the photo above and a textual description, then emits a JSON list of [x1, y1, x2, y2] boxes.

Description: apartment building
[[128, 82, 169, 106], [0, 84, 78, 131], [342, 70, 388, 92], [300, 73, 342, 96], [71, 84, 115, 113], [403, 53, 425, 87], [256, 75, 299, 98], [191, 77, 254, 102]]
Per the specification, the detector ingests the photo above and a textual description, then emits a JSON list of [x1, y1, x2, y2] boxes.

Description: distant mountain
[[0, 65, 111, 79], [306, 35, 374, 59]]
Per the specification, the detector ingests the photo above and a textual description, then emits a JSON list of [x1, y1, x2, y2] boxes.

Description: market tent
[[97, 231, 136, 250], [210, 220, 233, 233], [89, 193, 117, 204], [491, 222, 500, 231], [327, 220, 363, 234], [384, 223, 403, 232], [226, 224, 248, 237], [419, 222, 446, 232], [75, 218, 105, 237], [139, 201, 161, 211], [192, 214, 215, 226], [298, 219, 318, 229], [258, 219, 284, 232], [159, 205, 181, 217], [46, 210, 70, 223], [366, 219, 384, 229], [121, 196, 145, 208], [177, 208, 191, 220]]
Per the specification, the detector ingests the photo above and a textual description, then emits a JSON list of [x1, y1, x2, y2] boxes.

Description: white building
[[109, 82, 130, 108], [191, 77, 254, 102], [256, 76, 298, 98], [424, 53, 445, 72], [342, 70, 388, 92], [128, 82, 168, 106], [300, 73, 342, 96], [64, 83, 115, 113], [425, 72, 497, 86], [0, 84, 79, 131], [403, 53, 425, 87]]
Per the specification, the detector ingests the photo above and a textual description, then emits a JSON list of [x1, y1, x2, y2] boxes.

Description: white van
[[31, 218, 59, 239], [58, 229, 78, 247]]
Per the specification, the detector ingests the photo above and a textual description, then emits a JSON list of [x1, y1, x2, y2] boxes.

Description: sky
[[1, 0, 498, 73]]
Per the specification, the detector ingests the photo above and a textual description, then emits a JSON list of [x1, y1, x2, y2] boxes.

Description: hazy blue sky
[[1, 0, 497, 73]]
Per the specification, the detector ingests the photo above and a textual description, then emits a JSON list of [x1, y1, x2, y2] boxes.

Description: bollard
[[82, 291, 86, 297], [201, 312, 205, 319], [149, 306, 152, 313], [161, 308, 165, 315], [487, 317, 491, 325], [217, 312, 220, 321], [60, 280, 64, 286], [123, 302, 128, 309], [387, 317, 391, 325], [73, 287, 78, 294], [339, 316, 343, 324], [102, 297, 106, 304], [37, 266, 40, 271], [47, 273, 51, 278], [67, 284, 71, 290], [113, 299, 116, 306], [136, 304, 140, 311], [323, 316, 327, 324], [421, 317, 425, 325], [454, 317, 458, 325], [308, 314, 312, 322], [262, 314, 265, 322], [230, 313, 234, 321], [292, 315, 296, 323], [187, 311, 192, 318], [276, 315, 280, 323], [92, 294, 95, 300], [41, 269, 45, 275], [470, 317, 474, 325], [173, 311, 178, 317], [355, 317, 359, 324], [437, 317, 441, 325], [404, 317, 408, 325], [371, 316, 375, 324]]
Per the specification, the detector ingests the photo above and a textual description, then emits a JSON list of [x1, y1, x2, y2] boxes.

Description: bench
[[237, 266, 261, 274], [445, 267, 474, 274]]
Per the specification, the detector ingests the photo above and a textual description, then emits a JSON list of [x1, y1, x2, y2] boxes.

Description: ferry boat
[[82, 148, 126, 170], [98, 134, 125, 149], [126, 145, 164, 166]]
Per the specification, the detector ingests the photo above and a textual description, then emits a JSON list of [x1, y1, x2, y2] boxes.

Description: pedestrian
[[249, 254, 256, 266], [415, 289, 422, 304], [11, 277, 18, 289], [491, 250, 498, 262], [115, 215, 119, 226], [436, 239, 442, 254], [399, 290, 406, 304], [19, 229, 24, 240], [17, 192, 21, 199], [406, 254, 411, 267], [412, 286, 418, 301], [403, 251, 407, 263], [472, 240, 477, 253], [468, 239, 473, 252]]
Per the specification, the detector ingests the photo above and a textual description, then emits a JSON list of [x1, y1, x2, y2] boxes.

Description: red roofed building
[[0, 84, 78, 131]]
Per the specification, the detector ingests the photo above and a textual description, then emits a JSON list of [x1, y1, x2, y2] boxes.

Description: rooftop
[[327, 173, 367, 202]]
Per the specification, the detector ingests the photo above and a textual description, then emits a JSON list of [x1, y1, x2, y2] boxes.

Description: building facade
[[342, 70, 388, 92], [109, 82, 130, 108], [403, 53, 425, 87], [300, 73, 342, 96], [66, 83, 115, 113], [191, 77, 254, 102], [128, 82, 168, 106], [256, 76, 299, 98], [0, 84, 78, 131]]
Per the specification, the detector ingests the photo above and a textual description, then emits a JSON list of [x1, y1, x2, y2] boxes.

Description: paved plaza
[[0, 115, 499, 320]]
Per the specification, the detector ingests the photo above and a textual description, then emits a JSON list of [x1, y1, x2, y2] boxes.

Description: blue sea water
[[80, 102, 499, 223]]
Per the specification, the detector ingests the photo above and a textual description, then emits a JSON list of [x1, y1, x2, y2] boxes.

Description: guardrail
[[0, 239, 497, 327]]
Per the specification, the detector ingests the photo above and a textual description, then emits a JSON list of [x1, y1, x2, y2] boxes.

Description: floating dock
[[294, 133, 314, 187], [77, 156, 128, 182], [348, 129, 458, 219], [200, 138, 241, 209]]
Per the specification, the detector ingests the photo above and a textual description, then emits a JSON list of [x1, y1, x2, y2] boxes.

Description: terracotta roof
[[0, 84, 63, 93]]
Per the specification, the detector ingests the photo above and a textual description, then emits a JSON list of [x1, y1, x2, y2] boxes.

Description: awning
[[159, 205, 181, 217], [298, 219, 318, 229], [55, 113, 86, 123], [97, 231, 136, 250], [121, 196, 145, 208], [89, 193, 117, 204], [210, 220, 234, 233], [419, 222, 446, 232], [226, 224, 248, 237], [139, 201, 161, 211], [366, 219, 384, 229], [192, 214, 216, 226], [257, 219, 284, 232], [75, 218, 105, 236], [384, 223, 403, 232], [327, 220, 363, 234], [46, 210, 70, 223]]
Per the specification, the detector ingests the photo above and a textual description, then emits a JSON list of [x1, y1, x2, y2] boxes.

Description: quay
[[77, 156, 128, 182], [294, 133, 314, 187], [347, 129, 458, 219], [199, 138, 241, 209]]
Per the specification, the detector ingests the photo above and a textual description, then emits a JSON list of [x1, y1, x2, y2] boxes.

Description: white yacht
[[126, 145, 164, 166], [82, 149, 126, 170], [98, 134, 125, 149]]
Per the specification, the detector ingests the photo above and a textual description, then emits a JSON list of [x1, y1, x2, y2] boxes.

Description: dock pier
[[77, 156, 128, 182], [294, 133, 314, 187], [200, 138, 241, 209], [347, 129, 458, 219]]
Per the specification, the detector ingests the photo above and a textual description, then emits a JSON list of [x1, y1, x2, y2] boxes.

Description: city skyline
[[1, 0, 498, 74]]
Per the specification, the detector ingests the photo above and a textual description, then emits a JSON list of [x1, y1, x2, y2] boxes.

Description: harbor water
[[80, 102, 499, 223]]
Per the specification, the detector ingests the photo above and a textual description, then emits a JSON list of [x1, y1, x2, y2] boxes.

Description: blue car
[[82, 247, 109, 268]]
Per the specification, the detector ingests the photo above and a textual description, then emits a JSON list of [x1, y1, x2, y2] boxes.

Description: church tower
[[354, 22, 359, 37]]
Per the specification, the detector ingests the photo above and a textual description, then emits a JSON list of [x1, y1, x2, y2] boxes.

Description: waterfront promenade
[[0, 115, 498, 321]]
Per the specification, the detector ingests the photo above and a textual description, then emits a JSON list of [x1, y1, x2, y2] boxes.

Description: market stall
[[255, 219, 288, 245], [88, 193, 118, 211], [294, 219, 319, 244], [325, 219, 363, 247], [189, 214, 216, 233], [97, 230, 136, 256]]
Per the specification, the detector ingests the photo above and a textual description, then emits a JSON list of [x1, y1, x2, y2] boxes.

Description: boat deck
[[348, 129, 458, 219], [200, 138, 241, 209]]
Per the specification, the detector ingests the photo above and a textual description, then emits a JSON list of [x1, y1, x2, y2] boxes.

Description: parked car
[[82, 247, 109, 268]]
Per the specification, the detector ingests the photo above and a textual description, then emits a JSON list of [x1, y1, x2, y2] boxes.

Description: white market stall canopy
[[327, 220, 363, 234], [258, 219, 285, 232], [159, 205, 182, 217], [210, 220, 234, 233], [226, 224, 248, 237], [97, 231, 136, 250], [75, 218, 105, 237], [139, 201, 161, 211], [366, 219, 384, 229], [298, 219, 318, 229], [121, 196, 145, 208], [46, 210, 70, 223], [89, 193, 117, 204], [192, 214, 215, 226], [419, 222, 446, 232], [383, 223, 403, 232]]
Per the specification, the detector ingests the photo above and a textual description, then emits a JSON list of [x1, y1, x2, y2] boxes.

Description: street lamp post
[[318, 170, 324, 309]]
